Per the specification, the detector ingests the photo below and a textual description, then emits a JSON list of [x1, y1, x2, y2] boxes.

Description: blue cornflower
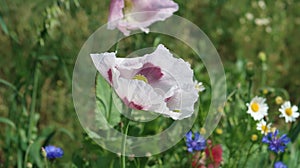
[[43, 145, 64, 159], [274, 161, 287, 168], [185, 131, 206, 153], [262, 130, 290, 154]]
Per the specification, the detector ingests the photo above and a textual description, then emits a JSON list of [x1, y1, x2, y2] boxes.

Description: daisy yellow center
[[251, 102, 260, 112], [261, 125, 267, 132], [285, 108, 293, 116], [133, 74, 148, 83]]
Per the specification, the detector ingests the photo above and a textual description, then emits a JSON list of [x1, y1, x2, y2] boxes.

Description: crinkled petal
[[111, 68, 182, 119], [108, 0, 124, 29], [142, 44, 199, 119], [111, 0, 178, 35], [91, 44, 199, 120], [91, 53, 116, 84]]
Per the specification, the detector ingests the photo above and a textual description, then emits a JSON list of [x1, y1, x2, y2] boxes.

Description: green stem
[[122, 121, 130, 168], [23, 141, 33, 168], [44, 157, 49, 168], [114, 31, 122, 53], [242, 142, 254, 167], [271, 154, 278, 168], [261, 62, 267, 86], [248, 78, 253, 101], [27, 62, 40, 141]]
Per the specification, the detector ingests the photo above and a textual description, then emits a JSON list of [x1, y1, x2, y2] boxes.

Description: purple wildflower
[[262, 130, 290, 154], [274, 161, 287, 168], [185, 131, 206, 153], [43, 145, 64, 160]]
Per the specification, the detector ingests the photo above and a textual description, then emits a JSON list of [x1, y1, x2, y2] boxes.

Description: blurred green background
[[1, 0, 300, 167]]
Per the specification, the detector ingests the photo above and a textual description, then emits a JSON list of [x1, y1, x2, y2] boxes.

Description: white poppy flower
[[279, 101, 299, 123], [108, 0, 179, 36], [246, 96, 269, 121], [256, 120, 271, 135], [91, 44, 201, 120]]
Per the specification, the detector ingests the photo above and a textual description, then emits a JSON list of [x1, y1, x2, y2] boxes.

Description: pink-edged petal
[[111, 68, 168, 111], [115, 57, 144, 79], [111, 0, 178, 35], [141, 44, 198, 119], [108, 0, 125, 30], [111, 68, 185, 120], [128, 0, 179, 30], [90, 53, 116, 84], [165, 83, 199, 119], [144, 44, 195, 87]]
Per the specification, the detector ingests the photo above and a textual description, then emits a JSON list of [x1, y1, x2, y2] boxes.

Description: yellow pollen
[[261, 125, 268, 133], [251, 102, 260, 112], [124, 0, 133, 14], [173, 109, 181, 113], [133, 74, 148, 83], [285, 108, 293, 116]]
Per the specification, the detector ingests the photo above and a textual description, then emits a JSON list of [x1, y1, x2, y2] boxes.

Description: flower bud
[[275, 96, 283, 105], [41, 147, 47, 158], [216, 128, 223, 135], [200, 127, 206, 135], [251, 134, 258, 141], [258, 52, 267, 62]]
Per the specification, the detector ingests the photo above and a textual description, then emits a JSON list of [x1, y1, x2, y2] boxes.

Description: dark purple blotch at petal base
[[107, 68, 113, 83], [137, 63, 163, 83], [123, 97, 144, 110]]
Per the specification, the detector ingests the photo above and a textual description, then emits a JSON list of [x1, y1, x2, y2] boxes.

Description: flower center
[[133, 74, 148, 83], [137, 63, 163, 83], [261, 125, 267, 133], [124, 0, 133, 14], [191, 141, 197, 147], [285, 108, 293, 116], [251, 102, 260, 112]]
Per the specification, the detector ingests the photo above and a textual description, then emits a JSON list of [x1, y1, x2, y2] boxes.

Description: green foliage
[[1, 0, 300, 168]]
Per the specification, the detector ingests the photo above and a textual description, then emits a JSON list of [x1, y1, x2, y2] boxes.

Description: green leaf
[[95, 74, 121, 129], [57, 127, 75, 140], [0, 78, 18, 93], [0, 15, 9, 35], [0, 117, 16, 129]]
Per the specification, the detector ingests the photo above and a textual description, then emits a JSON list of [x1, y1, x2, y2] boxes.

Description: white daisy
[[279, 101, 299, 123], [246, 96, 269, 120], [256, 120, 271, 135]]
